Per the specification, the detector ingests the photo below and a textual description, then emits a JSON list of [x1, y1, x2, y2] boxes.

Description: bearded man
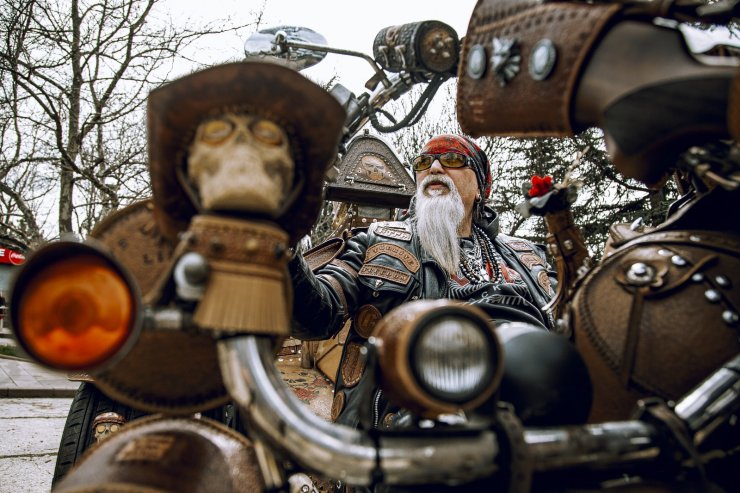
[[290, 134, 556, 429]]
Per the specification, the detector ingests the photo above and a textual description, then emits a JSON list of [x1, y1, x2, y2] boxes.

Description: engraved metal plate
[[326, 134, 415, 208]]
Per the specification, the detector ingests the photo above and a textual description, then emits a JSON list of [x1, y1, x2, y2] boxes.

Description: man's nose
[[429, 159, 445, 173]]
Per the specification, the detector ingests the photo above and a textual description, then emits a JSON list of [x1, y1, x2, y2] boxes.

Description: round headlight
[[373, 299, 502, 416], [412, 315, 496, 403]]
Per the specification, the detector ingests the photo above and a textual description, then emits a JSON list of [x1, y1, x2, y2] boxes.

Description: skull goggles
[[412, 152, 470, 172]]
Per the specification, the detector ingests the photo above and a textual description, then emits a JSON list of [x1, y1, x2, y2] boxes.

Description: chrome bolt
[[692, 273, 705, 282]]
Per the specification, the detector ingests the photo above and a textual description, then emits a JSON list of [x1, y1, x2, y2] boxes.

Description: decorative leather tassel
[[187, 215, 292, 335], [194, 261, 290, 335]]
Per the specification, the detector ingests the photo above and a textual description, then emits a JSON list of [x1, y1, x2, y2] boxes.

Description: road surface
[[0, 398, 69, 493]]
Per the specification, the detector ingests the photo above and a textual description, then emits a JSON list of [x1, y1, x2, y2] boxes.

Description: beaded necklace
[[457, 225, 502, 285]]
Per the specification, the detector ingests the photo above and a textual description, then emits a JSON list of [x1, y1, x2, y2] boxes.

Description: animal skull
[[187, 113, 294, 214]]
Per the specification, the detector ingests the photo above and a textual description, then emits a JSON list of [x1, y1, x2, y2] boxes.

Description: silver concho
[[467, 44, 487, 80], [529, 39, 557, 81], [491, 38, 521, 87]]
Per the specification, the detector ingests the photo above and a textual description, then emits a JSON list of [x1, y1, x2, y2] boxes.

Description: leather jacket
[[289, 207, 556, 428]]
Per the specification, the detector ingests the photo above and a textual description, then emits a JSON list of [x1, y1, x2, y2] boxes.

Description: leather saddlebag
[[572, 229, 740, 422]]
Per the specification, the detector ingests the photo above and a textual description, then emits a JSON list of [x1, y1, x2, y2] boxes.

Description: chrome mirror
[[244, 26, 328, 71]]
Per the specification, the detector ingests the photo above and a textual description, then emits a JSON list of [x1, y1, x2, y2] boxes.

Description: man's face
[[187, 113, 294, 214], [415, 158, 479, 215]]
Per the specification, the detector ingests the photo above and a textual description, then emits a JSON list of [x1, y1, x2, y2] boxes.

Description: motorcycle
[[8, 0, 740, 491]]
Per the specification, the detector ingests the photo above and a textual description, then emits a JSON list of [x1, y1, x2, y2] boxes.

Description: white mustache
[[420, 174, 456, 192]]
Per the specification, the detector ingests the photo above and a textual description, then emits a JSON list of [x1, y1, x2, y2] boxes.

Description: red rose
[[528, 175, 553, 198]]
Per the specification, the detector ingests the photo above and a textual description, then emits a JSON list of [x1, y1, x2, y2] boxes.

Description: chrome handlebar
[[216, 328, 739, 488]]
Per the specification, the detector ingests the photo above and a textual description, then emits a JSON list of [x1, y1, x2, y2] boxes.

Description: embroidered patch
[[341, 342, 366, 388], [355, 304, 383, 338], [366, 243, 420, 273], [359, 264, 412, 285], [506, 240, 533, 252], [519, 252, 545, 270], [331, 391, 346, 422], [538, 270, 553, 294], [375, 225, 412, 242]]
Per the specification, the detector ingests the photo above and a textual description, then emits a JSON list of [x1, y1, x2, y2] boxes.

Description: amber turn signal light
[[10, 241, 141, 372]]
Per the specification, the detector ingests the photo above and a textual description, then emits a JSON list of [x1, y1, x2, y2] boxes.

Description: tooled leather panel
[[458, 0, 620, 137], [574, 238, 740, 399]]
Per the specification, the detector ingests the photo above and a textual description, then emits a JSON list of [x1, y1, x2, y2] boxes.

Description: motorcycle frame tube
[[524, 354, 740, 473], [523, 421, 660, 472], [673, 354, 740, 445], [218, 335, 500, 486]]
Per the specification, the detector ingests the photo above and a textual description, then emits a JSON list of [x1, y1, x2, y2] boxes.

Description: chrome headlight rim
[[407, 307, 501, 406]]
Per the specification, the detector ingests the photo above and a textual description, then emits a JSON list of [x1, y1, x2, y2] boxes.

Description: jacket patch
[[519, 252, 545, 270], [331, 391, 345, 422], [359, 264, 411, 285], [355, 304, 383, 338], [366, 243, 420, 273], [537, 270, 553, 294], [374, 225, 412, 242], [505, 240, 534, 252], [341, 342, 366, 388]]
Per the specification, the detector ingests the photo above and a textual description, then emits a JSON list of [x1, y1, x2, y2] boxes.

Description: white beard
[[415, 175, 465, 276]]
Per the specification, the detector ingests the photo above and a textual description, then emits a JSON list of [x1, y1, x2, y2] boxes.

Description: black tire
[[52, 382, 150, 485]]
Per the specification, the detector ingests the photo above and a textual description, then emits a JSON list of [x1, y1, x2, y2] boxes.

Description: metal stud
[[529, 39, 557, 81], [626, 262, 655, 285], [467, 44, 487, 80], [689, 235, 702, 242], [692, 273, 705, 282], [722, 310, 739, 325], [715, 275, 731, 289], [658, 249, 672, 256], [490, 37, 521, 87], [671, 255, 687, 267], [704, 289, 721, 303]]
